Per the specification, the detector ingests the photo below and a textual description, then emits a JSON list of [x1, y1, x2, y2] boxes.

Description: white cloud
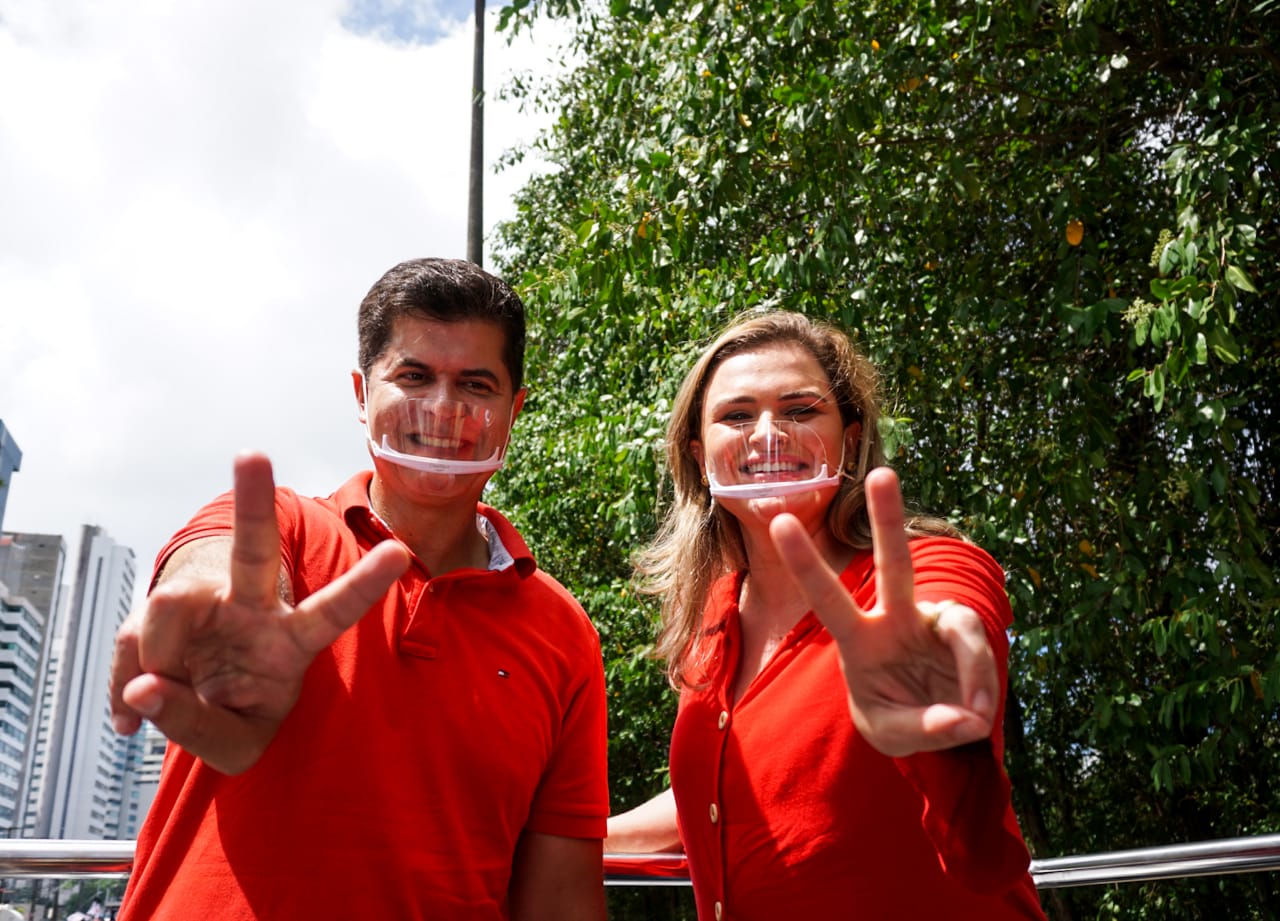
[[0, 0, 567, 601]]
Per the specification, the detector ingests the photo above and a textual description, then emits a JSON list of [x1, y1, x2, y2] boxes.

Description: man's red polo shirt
[[120, 471, 609, 920]]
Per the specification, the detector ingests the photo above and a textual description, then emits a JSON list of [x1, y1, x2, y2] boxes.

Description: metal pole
[[466, 0, 485, 266]]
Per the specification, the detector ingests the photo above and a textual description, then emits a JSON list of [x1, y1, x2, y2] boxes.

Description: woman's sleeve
[[890, 538, 1033, 894]]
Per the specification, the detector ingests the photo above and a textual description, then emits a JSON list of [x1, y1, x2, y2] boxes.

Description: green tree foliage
[[489, 1, 1279, 917]]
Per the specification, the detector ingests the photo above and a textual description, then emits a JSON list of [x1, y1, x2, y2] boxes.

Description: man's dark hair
[[357, 258, 527, 391]]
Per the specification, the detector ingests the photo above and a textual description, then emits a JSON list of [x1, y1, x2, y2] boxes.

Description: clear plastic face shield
[[704, 418, 843, 499], [363, 381, 509, 481]]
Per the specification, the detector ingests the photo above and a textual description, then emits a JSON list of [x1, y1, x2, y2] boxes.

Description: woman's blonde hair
[[634, 310, 956, 688]]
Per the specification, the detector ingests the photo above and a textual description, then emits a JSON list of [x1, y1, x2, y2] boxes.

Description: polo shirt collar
[[475, 504, 537, 578], [334, 470, 537, 579]]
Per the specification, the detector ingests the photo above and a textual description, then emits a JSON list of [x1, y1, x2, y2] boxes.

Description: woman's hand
[[769, 467, 999, 757]]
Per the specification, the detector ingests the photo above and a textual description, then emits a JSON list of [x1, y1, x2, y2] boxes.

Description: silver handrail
[[1, 835, 1278, 889], [0, 839, 133, 878], [1030, 833, 1280, 889], [601, 834, 1280, 889]]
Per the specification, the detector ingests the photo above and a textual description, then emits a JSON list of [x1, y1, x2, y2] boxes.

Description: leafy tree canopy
[[489, 1, 1279, 917]]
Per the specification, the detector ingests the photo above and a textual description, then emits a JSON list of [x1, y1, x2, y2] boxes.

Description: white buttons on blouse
[[712, 710, 728, 918]]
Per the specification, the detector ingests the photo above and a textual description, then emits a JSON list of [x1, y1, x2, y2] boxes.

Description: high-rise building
[[118, 722, 166, 840], [42, 525, 136, 839], [0, 420, 161, 843], [0, 534, 64, 628], [0, 590, 40, 836], [0, 533, 65, 839], [0, 421, 20, 531]]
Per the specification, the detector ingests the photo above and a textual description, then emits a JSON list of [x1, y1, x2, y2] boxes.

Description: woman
[[607, 311, 1045, 919]]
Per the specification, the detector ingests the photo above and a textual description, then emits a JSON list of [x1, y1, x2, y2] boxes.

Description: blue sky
[[342, 0, 477, 44]]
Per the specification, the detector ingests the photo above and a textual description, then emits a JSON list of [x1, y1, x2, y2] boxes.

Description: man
[[109, 258, 609, 920]]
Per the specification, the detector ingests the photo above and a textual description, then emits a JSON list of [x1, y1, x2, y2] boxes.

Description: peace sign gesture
[[109, 452, 410, 774], [769, 467, 1000, 757]]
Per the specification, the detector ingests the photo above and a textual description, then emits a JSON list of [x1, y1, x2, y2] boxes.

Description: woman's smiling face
[[693, 341, 858, 526]]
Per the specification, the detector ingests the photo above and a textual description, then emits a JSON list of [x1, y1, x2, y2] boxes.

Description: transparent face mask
[[704, 419, 842, 499], [364, 385, 508, 478]]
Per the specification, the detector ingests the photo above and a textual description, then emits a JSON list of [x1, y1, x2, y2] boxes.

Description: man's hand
[[769, 467, 999, 757], [109, 452, 410, 774]]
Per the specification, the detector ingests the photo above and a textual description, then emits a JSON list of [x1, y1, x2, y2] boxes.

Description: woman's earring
[[844, 439, 859, 472], [700, 472, 709, 486]]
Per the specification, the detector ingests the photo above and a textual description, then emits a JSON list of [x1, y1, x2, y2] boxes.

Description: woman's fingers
[[768, 513, 861, 644], [930, 602, 999, 723], [851, 699, 995, 756], [865, 467, 917, 616]]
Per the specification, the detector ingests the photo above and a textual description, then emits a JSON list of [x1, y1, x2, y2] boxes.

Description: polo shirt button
[[717, 710, 728, 730], [714, 901, 723, 920], [709, 803, 719, 823]]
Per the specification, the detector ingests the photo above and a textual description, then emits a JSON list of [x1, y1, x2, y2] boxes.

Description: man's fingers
[[865, 467, 917, 614], [135, 581, 214, 680], [769, 514, 861, 643], [121, 673, 272, 775], [286, 540, 411, 658], [110, 618, 144, 735], [228, 452, 283, 608]]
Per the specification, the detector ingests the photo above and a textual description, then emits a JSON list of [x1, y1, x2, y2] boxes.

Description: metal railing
[[1, 834, 1279, 889], [0, 840, 132, 879], [1028, 834, 1280, 890]]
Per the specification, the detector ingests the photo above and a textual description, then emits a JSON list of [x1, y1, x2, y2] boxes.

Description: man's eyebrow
[[392, 357, 502, 385], [460, 368, 502, 385], [391, 357, 430, 371]]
